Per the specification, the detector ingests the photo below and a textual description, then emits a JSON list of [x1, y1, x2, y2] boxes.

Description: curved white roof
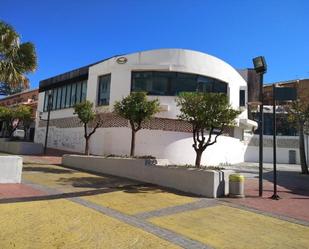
[[118, 48, 247, 88]]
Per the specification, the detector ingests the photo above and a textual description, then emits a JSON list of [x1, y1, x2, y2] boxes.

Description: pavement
[[0, 152, 309, 248]]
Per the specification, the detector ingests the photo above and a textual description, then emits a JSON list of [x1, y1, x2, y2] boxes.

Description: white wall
[[243, 135, 307, 164], [36, 125, 245, 166]]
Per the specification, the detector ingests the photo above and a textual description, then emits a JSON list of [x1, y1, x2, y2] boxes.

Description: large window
[[97, 74, 111, 106], [43, 80, 87, 111], [131, 71, 228, 96]]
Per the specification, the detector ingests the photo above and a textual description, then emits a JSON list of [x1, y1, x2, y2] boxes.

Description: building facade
[[0, 88, 38, 140], [35, 49, 257, 165]]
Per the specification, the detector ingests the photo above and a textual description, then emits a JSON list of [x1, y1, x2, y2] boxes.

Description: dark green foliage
[[0, 21, 37, 95], [176, 92, 240, 167], [74, 101, 103, 155], [0, 83, 26, 96], [0, 105, 32, 138], [114, 92, 160, 156]]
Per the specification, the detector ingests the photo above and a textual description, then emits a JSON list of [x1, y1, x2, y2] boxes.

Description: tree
[[287, 100, 309, 174], [74, 101, 103, 155], [0, 21, 37, 95], [114, 92, 160, 157], [176, 92, 240, 167], [0, 83, 26, 96], [0, 105, 11, 136], [0, 105, 32, 138]]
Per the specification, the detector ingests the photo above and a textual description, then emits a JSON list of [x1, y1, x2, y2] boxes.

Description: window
[[56, 87, 62, 109], [52, 89, 57, 110], [75, 81, 82, 104], [42, 80, 87, 111], [240, 90, 246, 107], [43, 92, 48, 111], [60, 85, 66, 108], [70, 83, 76, 106], [65, 84, 71, 108], [97, 74, 111, 106], [81, 81, 87, 101], [131, 71, 228, 96]]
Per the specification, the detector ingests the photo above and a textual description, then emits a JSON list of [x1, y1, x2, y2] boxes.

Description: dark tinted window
[[131, 71, 228, 96], [240, 90, 246, 106], [97, 74, 111, 106], [42, 80, 87, 111]]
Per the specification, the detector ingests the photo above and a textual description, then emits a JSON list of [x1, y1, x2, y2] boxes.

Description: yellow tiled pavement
[[149, 205, 309, 249], [22, 164, 136, 192], [0, 199, 180, 249], [5, 162, 308, 249], [23, 164, 197, 215], [82, 186, 196, 215]]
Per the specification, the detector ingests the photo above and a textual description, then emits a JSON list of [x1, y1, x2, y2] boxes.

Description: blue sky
[[1, 0, 309, 88]]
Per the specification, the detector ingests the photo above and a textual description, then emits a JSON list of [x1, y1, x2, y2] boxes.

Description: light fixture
[[253, 56, 267, 74]]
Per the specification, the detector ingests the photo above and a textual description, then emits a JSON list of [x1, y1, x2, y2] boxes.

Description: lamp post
[[252, 56, 267, 197], [44, 90, 53, 154], [271, 84, 280, 200]]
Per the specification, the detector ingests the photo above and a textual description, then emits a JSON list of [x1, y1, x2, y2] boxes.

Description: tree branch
[[206, 126, 224, 147], [88, 120, 102, 139]]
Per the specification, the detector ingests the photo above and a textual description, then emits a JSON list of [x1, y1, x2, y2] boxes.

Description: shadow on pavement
[[0, 184, 143, 204], [263, 170, 309, 197], [23, 166, 74, 174], [56, 176, 134, 188]]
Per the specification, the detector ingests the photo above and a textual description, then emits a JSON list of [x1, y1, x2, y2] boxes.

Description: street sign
[[275, 87, 297, 101]]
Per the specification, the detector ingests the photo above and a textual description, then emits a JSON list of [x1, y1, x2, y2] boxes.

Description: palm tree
[[0, 21, 37, 95]]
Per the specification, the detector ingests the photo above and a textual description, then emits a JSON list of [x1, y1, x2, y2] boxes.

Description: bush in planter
[[74, 100, 104, 155], [114, 92, 160, 157], [176, 92, 240, 167]]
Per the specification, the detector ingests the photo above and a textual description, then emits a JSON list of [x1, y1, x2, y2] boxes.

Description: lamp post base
[[270, 194, 280, 200]]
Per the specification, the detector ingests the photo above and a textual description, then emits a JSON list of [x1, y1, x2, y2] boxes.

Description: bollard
[[229, 174, 245, 198]]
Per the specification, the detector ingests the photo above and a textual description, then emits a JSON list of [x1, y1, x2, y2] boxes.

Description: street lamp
[[252, 56, 267, 197], [43, 90, 53, 154]]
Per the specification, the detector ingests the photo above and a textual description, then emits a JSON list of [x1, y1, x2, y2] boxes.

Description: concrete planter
[[0, 156, 23, 183], [0, 140, 43, 155], [62, 155, 233, 198]]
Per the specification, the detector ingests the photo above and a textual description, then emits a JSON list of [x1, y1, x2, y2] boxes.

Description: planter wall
[[62, 155, 233, 198], [0, 140, 43, 155], [0, 156, 23, 183]]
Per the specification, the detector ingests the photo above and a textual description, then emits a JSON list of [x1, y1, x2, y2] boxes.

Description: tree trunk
[[130, 129, 136, 157], [195, 150, 203, 168], [84, 123, 90, 155], [299, 122, 308, 174], [85, 137, 90, 156]]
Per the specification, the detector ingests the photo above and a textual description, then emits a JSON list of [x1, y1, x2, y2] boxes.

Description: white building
[[35, 48, 257, 165]]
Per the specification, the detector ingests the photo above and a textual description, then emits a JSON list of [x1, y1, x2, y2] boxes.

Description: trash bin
[[229, 174, 245, 198]]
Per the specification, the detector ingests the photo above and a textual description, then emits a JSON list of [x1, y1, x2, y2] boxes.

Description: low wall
[[0, 156, 23, 183], [62, 155, 233, 198], [0, 140, 43, 155], [244, 135, 307, 164]]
